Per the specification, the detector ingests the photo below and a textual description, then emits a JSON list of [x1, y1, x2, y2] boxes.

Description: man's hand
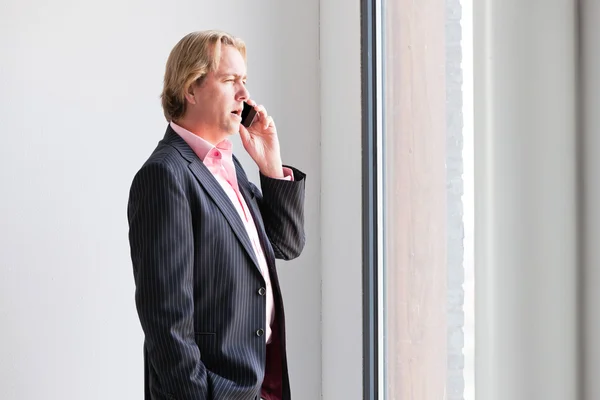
[[239, 100, 284, 179]]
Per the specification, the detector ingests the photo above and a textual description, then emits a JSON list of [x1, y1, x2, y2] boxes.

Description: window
[[363, 0, 474, 398]]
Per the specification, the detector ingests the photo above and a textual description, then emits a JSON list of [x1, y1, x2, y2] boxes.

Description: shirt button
[[258, 287, 266, 296], [256, 329, 264, 337]]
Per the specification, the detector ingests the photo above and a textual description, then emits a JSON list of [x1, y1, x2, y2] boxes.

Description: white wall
[[581, 1, 600, 399], [474, 0, 578, 399], [0, 1, 321, 399], [320, 0, 363, 399]]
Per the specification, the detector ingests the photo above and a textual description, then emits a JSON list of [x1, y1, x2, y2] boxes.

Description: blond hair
[[160, 30, 246, 121]]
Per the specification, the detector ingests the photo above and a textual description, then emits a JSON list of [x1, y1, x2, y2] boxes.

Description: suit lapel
[[162, 127, 260, 270]]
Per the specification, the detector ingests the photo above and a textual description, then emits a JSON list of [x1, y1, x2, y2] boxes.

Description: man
[[127, 30, 306, 400]]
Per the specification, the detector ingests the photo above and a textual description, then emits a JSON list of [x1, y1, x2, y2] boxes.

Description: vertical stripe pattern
[[127, 126, 306, 400]]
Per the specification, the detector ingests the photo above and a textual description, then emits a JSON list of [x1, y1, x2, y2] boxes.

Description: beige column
[[384, 0, 447, 399]]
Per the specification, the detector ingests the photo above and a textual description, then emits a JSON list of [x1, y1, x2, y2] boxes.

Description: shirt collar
[[169, 121, 233, 162]]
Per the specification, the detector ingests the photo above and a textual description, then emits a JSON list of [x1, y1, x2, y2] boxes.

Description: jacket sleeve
[[256, 166, 307, 260], [128, 162, 209, 400]]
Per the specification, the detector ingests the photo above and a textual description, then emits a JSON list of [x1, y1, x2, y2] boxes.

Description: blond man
[[127, 30, 306, 400]]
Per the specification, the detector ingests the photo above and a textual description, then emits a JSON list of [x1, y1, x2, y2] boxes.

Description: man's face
[[187, 45, 249, 142]]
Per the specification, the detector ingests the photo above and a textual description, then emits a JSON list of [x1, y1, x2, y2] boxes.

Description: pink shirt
[[170, 121, 293, 343]]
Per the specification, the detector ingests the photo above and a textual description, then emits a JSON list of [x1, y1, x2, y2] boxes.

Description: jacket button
[[256, 329, 264, 337], [258, 287, 266, 296]]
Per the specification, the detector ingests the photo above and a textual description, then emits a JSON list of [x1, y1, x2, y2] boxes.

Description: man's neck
[[172, 119, 229, 146]]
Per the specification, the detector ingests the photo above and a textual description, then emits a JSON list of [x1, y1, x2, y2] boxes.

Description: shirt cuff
[[281, 167, 294, 181]]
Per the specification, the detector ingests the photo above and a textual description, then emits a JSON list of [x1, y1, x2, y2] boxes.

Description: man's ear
[[184, 83, 197, 105]]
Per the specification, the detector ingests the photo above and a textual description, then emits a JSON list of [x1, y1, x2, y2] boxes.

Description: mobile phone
[[241, 102, 258, 128]]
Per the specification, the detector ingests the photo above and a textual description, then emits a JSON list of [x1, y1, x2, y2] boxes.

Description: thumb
[[239, 125, 251, 148]]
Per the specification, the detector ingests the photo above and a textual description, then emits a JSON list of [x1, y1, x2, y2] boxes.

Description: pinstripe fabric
[[127, 126, 306, 400]]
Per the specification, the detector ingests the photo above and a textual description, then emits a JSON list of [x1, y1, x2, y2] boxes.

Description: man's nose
[[237, 85, 250, 101]]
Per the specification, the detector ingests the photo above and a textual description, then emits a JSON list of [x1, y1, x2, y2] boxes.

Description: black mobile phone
[[241, 102, 258, 128]]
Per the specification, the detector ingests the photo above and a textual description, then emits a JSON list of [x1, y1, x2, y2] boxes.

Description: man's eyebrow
[[218, 72, 247, 80]]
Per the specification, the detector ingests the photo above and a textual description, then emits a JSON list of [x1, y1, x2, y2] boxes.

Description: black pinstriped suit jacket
[[127, 126, 306, 400]]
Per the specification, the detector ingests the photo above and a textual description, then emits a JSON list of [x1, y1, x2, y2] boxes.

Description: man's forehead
[[216, 46, 246, 73]]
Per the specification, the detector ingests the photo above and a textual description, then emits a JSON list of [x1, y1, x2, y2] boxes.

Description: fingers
[[254, 104, 267, 121], [255, 105, 276, 129], [266, 116, 274, 129]]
